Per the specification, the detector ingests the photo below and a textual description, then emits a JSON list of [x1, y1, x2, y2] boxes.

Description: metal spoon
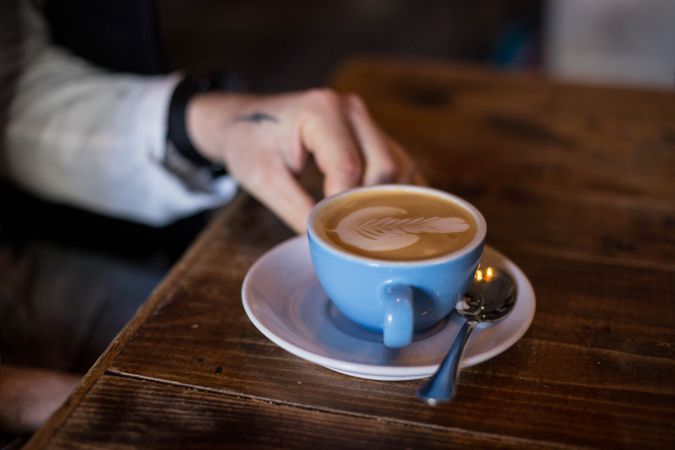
[[416, 266, 517, 405]]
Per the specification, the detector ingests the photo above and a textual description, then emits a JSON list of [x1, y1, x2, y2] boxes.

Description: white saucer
[[242, 236, 535, 381]]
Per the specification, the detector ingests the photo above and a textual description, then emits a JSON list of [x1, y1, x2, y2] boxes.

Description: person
[[0, 0, 424, 433]]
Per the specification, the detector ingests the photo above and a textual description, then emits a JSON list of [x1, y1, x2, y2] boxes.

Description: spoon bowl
[[416, 266, 517, 405]]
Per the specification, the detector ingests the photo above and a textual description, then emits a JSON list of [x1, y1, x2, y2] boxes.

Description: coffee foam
[[313, 188, 478, 261], [334, 206, 470, 252]]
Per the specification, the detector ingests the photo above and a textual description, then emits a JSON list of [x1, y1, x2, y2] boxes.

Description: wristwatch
[[163, 73, 241, 191]]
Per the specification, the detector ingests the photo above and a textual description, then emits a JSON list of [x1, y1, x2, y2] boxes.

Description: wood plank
[[104, 232, 675, 448], [43, 375, 568, 450], [331, 58, 675, 267], [336, 67, 675, 191], [24, 194, 258, 449], [28, 59, 675, 449], [467, 187, 675, 270]]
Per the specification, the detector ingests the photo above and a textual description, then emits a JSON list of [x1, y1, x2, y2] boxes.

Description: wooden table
[[27, 59, 675, 449]]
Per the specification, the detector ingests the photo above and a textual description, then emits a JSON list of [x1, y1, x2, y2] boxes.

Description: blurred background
[[159, 0, 674, 91]]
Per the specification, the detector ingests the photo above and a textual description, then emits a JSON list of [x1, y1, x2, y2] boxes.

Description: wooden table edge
[[22, 58, 675, 448], [23, 193, 251, 449]]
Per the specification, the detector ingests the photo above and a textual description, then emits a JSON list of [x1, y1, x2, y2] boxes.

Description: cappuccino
[[313, 189, 477, 261]]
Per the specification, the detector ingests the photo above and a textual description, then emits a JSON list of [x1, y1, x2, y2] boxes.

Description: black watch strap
[[166, 74, 242, 178], [167, 77, 219, 170]]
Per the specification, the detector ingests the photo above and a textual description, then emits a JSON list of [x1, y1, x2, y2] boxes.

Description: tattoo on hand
[[234, 112, 279, 124]]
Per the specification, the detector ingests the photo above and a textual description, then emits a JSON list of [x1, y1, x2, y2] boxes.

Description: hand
[[187, 89, 426, 233], [0, 366, 80, 433]]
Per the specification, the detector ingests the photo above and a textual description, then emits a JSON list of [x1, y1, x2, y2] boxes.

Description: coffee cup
[[307, 185, 486, 348]]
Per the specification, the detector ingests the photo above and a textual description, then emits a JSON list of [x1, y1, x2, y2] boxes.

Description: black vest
[[41, 0, 168, 75]]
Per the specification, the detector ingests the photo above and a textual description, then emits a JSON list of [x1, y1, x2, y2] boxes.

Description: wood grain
[[44, 375, 571, 450], [101, 236, 675, 448], [28, 59, 675, 449], [331, 58, 675, 268]]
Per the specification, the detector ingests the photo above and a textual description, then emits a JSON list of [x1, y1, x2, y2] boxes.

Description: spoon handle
[[416, 319, 477, 405]]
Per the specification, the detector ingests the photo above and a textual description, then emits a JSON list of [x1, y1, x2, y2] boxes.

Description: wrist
[[187, 92, 258, 165], [186, 92, 231, 164], [163, 74, 242, 188], [167, 77, 221, 168]]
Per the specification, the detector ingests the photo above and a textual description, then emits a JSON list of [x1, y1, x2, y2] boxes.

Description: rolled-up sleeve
[[4, 1, 237, 226]]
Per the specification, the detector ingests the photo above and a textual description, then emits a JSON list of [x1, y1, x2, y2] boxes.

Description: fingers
[[344, 95, 399, 185], [385, 134, 428, 185], [300, 90, 363, 197], [300, 89, 426, 200], [242, 160, 316, 234], [345, 94, 427, 186], [221, 90, 428, 234]]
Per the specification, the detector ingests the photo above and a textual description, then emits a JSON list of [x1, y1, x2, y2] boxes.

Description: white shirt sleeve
[[4, 1, 237, 226]]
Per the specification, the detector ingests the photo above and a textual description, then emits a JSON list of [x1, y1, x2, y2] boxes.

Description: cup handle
[[381, 283, 413, 348]]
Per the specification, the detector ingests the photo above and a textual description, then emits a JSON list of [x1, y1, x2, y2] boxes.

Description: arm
[[4, 2, 236, 226], [0, 365, 79, 433], [6, 1, 424, 232]]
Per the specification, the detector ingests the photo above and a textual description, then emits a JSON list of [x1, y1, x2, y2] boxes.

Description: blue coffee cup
[[308, 185, 486, 348]]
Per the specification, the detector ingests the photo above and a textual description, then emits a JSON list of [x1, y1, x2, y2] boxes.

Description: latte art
[[334, 206, 470, 252], [314, 189, 478, 261]]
